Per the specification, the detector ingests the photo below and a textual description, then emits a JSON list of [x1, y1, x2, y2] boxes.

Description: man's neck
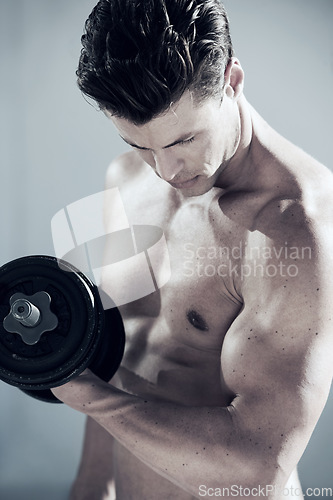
[[215, 95, 255, 191]]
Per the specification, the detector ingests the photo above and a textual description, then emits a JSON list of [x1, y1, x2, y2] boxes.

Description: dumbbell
[[0, 255, 125, 403]]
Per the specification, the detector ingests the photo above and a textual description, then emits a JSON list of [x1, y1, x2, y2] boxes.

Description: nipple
[[186, 309, 209, 332]]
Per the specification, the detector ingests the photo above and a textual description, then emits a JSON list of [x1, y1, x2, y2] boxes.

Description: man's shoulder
[[105, 151, 149, 189], [250, 117, 333, 233], [252, 142, 333, 242], [104, 151, 173, 224]]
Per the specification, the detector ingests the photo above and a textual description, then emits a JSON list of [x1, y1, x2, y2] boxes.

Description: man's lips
[[168, 176, 199, 189]]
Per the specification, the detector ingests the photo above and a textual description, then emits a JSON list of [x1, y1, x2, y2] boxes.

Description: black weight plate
[[19, 307, 125, 404], [0, 256, 103, 389], [25, 299, 126, 404], [90, 290, 125, 383]]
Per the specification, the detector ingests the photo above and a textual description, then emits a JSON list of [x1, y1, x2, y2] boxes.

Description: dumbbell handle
[[11, 298, 41, 327]]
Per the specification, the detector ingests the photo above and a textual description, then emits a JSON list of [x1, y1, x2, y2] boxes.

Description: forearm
[[52, 372, 270, 498]]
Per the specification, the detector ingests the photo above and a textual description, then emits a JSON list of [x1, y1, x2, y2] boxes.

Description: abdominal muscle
[[107, 445, 303, 500], [105, 308, 232, 500]]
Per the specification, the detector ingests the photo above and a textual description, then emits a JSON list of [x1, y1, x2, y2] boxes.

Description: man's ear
[[224, 58, 244, 99]]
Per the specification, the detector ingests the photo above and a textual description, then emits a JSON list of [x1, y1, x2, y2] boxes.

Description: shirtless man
[[52, 1, 333, 498]]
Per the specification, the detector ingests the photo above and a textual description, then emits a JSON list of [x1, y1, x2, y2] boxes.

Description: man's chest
[[105, 178, 244, 404]]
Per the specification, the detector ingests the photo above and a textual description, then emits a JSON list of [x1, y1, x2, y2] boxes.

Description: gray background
[[0, 1, 332, 498]]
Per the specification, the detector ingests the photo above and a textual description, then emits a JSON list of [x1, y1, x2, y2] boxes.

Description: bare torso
[[72, 105, 333, 499]]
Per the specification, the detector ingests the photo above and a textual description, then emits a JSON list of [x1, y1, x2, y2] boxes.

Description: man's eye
[[179, 137, 195, 146]]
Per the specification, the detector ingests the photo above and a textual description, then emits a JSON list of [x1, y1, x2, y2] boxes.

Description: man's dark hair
[[77, 0, 233, 124]]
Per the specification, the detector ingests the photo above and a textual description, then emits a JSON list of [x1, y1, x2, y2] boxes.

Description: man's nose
[[153, 149, 184, 181]]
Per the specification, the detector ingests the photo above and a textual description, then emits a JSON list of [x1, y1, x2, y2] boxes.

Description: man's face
[[110, 90, 240, 197]]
